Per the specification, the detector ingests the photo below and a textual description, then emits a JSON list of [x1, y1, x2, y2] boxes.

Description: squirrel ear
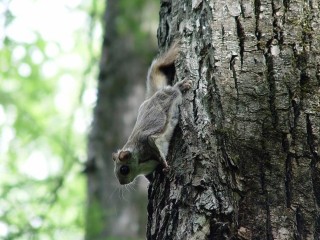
[[119, 150, 131, 161]]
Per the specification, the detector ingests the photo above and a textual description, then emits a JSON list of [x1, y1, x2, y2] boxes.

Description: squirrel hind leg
[[174, 80, 193, 93]]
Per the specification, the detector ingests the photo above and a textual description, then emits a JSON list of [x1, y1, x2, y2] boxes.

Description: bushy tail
[[146, 42, 180, 99]]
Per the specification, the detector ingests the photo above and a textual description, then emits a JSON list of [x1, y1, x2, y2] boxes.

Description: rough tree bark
[[147, 0, 320, 239], [85, 0, 156, 239]]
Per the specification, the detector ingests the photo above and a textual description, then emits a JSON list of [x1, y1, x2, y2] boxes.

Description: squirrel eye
[[119, 165, 130, 176]]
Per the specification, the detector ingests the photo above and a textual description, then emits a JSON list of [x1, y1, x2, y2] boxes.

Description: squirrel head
[[112, 150, 135, 184], [112, 149, 159, 185]]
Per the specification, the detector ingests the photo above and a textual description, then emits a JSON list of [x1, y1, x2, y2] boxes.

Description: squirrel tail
[[146, 41, 179, 98]]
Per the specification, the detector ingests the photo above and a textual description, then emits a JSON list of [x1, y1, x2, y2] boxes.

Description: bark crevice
[[254, 0, 262, 49], [295, 206, 306, 240], [306, 114, 320, 208], [235, 16, 244, 67], [259, 141, 273, 240], [264, 52, 279, 128]]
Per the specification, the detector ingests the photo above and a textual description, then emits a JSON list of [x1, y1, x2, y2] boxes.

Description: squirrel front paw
[[175, 80, 192, 92]]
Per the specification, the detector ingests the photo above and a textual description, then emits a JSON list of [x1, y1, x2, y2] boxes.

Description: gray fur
[[113, 43, 192, 185]]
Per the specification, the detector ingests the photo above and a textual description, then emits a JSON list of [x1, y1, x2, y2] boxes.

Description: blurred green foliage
[[117, 0, 160, 59], [0, 0, 104, 239], [0, 0, 159, 239]]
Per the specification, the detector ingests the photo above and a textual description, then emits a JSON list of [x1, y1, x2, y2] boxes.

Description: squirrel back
[[146, 42, 179, 98]]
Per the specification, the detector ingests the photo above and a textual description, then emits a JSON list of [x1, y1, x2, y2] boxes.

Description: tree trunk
[[85, 0, 157, 239], [147, 0, 320, 239]]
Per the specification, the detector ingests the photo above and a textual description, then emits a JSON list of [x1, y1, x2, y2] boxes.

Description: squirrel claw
[[162, 165, 171, 173], [176, 80, 192, 92]]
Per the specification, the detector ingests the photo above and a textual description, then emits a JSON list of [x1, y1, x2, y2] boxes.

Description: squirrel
[[112, 42, 192, 185]]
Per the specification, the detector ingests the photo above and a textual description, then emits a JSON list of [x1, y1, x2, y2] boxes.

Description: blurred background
[[0, 0, 159, 239]]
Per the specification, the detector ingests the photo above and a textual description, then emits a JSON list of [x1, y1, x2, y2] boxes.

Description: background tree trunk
[[147, 0, 320, 239], [85, 0, 158, 239]]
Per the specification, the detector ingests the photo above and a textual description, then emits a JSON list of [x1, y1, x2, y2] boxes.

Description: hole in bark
[[299, 71, 309, 87]]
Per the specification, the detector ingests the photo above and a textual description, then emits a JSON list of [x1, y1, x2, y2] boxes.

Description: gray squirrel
[[112, 42, 192, 185]]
